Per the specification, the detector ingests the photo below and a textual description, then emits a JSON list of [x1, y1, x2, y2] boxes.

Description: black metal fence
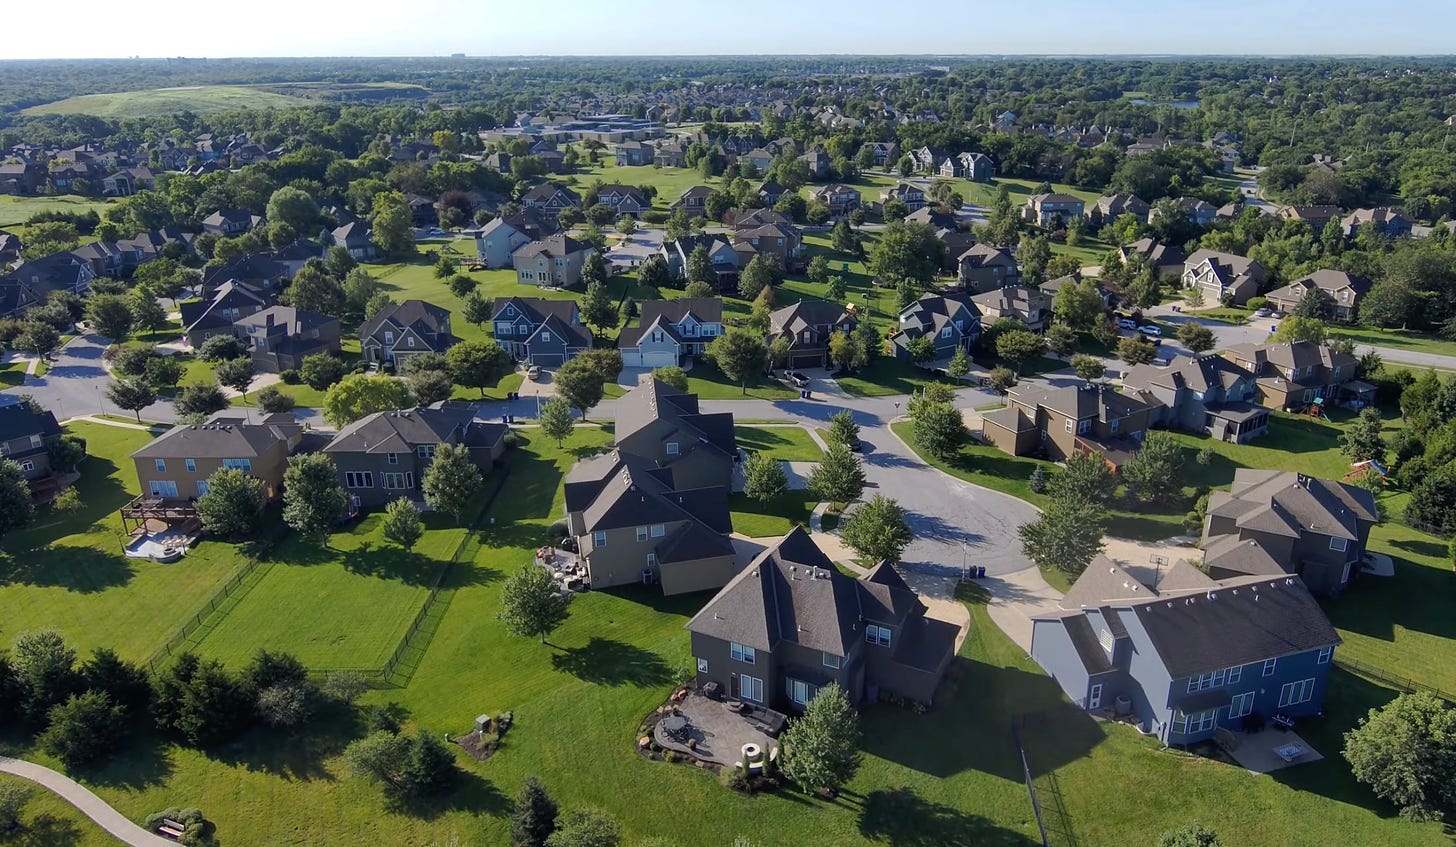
[[1010, 719, 1051, 847], [1336, 656, 1456, 705], [1012, 712, 1082, 847], [145, 555, 270, 676]]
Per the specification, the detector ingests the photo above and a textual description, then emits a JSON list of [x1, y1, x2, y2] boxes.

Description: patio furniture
[[661, 715, 689, 741], [1274, 742, 1308, 763], [1272, 713, 1295, 731]]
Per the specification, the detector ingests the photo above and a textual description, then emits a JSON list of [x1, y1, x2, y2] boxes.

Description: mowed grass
[[1329, 324, 1456, 359], [0, 194, 114, 227], [188, 512, 463, 670], [0, 422, 249, 661], [0, 773, 123, 847], [21, 85, 312, 117], [729, 491, 818, 538], [736, 424, 822, 462]]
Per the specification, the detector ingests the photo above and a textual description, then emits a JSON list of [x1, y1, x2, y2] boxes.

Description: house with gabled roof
[[768, 300, 857, 369], [489, 296, 592, 367], [1341, 207, 1413, 240], [0, 397, 64, 499], [1090, 193, 1150, 226], [131, 411, 304, 502], [857, 141, 901, 168], [1202, 470, 1377, 595], [878, 183, 926, 213], [659, 234, 739, 284], [1263, 269, 1371, 322], [324, 402, 507, 511], [330, 221, 377, 261], [889, 293, 981, 361], [593, 185, 649, 217], [986, 382, 1162, 466], [512, 233, 594, 288], [1280, 205, 1342, 235], [180, 281, 274, 349], [359, 299, 460, 368], [1032, 555, 1340, 745], [201, 209, 261, 236], [1121, 237, 1186, 280], [9, 252, 95, 301], [618, 298, 724, 369], [613, 377, 736, 491], [686, 528, 958, 710], [472, 212, 557, 269], [615, 140, 654, 166], [1182, 249, 1266, 306], [520, 183, 581, 215], [969, 284, 1048, 330], [1123, 355, 1269, 443], [1024, 194, 1085, 228], [670, 185, 714, 218], [808, 184, 861, 218], [201, 254, 288, 292], [957, 244, 1020, 293], [1221, 340, 1359, 411], [233, 305, 341, 373]]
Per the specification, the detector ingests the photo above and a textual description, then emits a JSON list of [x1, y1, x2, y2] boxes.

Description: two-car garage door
[[621, 349, 678, 368]]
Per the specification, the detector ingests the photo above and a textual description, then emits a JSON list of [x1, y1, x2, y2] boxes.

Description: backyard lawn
[[1328, 324, 1456, 359], [0, 193, 113, 227], [729, 491, 818, 539], [735, 424, 822, 462]]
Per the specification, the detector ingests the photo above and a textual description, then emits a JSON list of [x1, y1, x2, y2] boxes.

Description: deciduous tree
[[1072, 354, 1105, 383], [707, 331, 767, 394], [422, 443, 484, 524], [382, 497, 424, 551], [214, 356, 256, 402], [282, 453, 348, 539], [1121, 431, 1185, 502], [840, 495, 913, 563], [85, 294, 134, 341], [445, 339, 510, 399], [1019, 499, 1107, 577], [995, 329, 1045, 374], [1049, 451, 1118, 506], [808, 442, 867, 504], [174, 382, 228, 419], [1176, 322, 1216, 354], [195, 468, 266, 538], [499, 564, 572, 644], [1343, 692, 1456, 821], [323, 374, 413, 427], [742, 451, 788, 502], [1116, 334, 1158, 366], [780, 682, 862, 793], [105, 378, 156, 423]]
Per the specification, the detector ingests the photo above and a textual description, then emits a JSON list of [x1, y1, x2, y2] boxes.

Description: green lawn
[[22, 85, 313, 117], [735, 425, 823, 462], [571, 162, 722, 212], [189, 512, 464, 671], [836, 358, 957, 398], [0, 194, 113, 227], [0, 357, 28, 387], [1188, 306, 1252, 325], [685, 361, 798, 400], [1329, 324, 1456, 359], [729, 491, 818, 539], [0, 423, 250, 661], [0, 773, 122, 847]]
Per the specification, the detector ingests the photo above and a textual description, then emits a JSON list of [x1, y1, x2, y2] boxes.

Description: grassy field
[[21, 85, 313, 117], [0, 773, 123, 847], [0, 423, 251, 662], [0, 194, 113, 227], [736, 425, 822, 462], [1329, 324, 1456, 359]]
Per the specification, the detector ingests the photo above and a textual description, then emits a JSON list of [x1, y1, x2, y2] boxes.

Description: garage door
[[533, 353, 565, 368], [790, 352, 824, 369], [622, 349, 677, 368]]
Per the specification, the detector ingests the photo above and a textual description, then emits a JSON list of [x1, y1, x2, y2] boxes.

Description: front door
[[1088, 683, 1103, 709]]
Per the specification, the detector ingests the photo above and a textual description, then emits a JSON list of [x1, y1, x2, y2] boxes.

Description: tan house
[[957, 244, 1020, 293], [1120, 237, 1186, 280], [1182, 249, 1266, 306], [1263, 270, 1372, 322], [1280, 205, 1342, 235], [983, 383, 1162, 466], [1222, 340, 1359, 411], [513, 234, 594, 288], [969, 285, 1049, 331], [131, 412, 304, 501]]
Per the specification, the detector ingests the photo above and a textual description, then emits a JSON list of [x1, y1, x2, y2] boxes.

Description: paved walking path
[[61, 415, 161, 432], [0, 755, 174, 847]]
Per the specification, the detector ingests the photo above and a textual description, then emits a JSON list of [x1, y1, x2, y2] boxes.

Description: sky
[[3, 0, 1455, 59]]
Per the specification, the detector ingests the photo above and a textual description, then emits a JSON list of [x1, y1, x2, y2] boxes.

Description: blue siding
[[1030, 620, 1094, 706], [1164, 648, 1336, 744]]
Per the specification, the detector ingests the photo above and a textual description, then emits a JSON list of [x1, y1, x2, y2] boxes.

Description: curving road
[[0, 755, 175, 847]]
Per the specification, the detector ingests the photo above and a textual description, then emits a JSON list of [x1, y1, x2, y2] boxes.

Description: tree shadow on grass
[[74, 727, 176, 791], [1388, 537, 1448, 561], [11, 814, 84, 847], [0, 543, 135, 592], [346, 543, 453, 587], [550, 637, 674, 688], [858, 786, 1039, 847], [1324, 550, 1456, 643], [393, 769, 512, 821]]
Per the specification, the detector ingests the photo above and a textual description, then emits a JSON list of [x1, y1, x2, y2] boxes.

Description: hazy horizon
[[5, 0, 1456, 61]]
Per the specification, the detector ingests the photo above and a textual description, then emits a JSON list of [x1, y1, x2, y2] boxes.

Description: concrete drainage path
[[0, 755, 175, 846]]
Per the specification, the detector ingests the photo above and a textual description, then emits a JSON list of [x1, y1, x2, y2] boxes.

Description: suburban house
[[983, 382, 1161, 465], [1182, 250, 1267, 306], [617, 298, 724, 369], [520, 184, 581, 215], [180, 281, 274, 349], [801, 148, 831, 179], [360, 299, 460, 368], [594, 185, 649, 217], [1031, 556, 1340, 745], [1040, 275, 1116, 310], [563, 449, 735, 596], [1263, 270, 1372, 322], [878, 183, 926, 213], [489, 296, 593, 367], [654, 142, 688, 169], [938, 151, 995, 182], [101, 167, 156, 197], [1202, 469, 1378, 596], [1090, 194, 1150, 226], [757, 181, 786, 207], [615, 141, 654, 166], [889, 293, 982, 361], [8, 252, 95, 300], [324, 402, 508, 511], [1152, 197, 1217, 227], [910, 146, 944, 173], [808, 184, 861, 217], [743, 149, 776, 173], [686, 528, 958, 710], [957, 244, 1020, 293], [201, 209, 261, 236], [1123, 356, 1269, 443], [1342, 208, 1413, 239], [484, 152, 511, 173], [1024, 194, 1086, 228], [768, 300, 857, 369], [1280, 205, 1343, 235], [1121, 238, 1186, 280], [131, 412, 304, 501], [660, 234, 739, 284], [232, 306, 342, 373], [513, 234, 594, 288], [670, 186, 714, 218], [968, 285, 1049, 331], [0, 397, 64, 499], [613, 378, 737, 491], [1222, 340, 1360, 411], [858, 141, 901, 168], [732, 221, 805, 273], [330, 222, 377, 261], [472, 212, 556, 269], [201, 254, 288, 293], [936, 227, 978, 275]]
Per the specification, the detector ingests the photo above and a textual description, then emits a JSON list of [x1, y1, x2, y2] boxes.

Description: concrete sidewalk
[[0, 755, 175, 846]]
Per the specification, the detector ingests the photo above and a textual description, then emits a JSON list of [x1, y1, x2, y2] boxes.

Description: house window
[[222, 458, 251, 472], [593, 530, 607, 547], [1329, 537, 1348, 552], [1077, 419, 1092, 435], [1263, 658, 1277, 677], [1226, 666, 1242, 685], [417, 445, 436, 460], [345, 471, 374, 488], [651, 331, 664, 343], [1187, 668, 1228, 692], [384, 331, 395, 344], [28, 434, 42, 450], [542, 330, 552, 342], [1098, 628, 1115, 656], [823, 652, 841, 669], [865, 625, 892, 647], [497, 323, 513, 335], [650, 524, 665, 538], [788, 678, 813, 707], [154, 458, 167, 472], [1230, 691, 1256, 719], [383, 472, 408, 490], [665, 442, 680, 455], [941, 327, 952, 339], [185, 459, 196, 473], [406, 336, 415, 347], [19, 460, 33, 472], [646, 552, 657, 567], [387, 453, 398, 464], [739, 674, 764, 703], [1110, 418, 1120, 433], [730, 642, 756, 664], [1317, 646, 1332, 665], [697, 657, 709, 675], [637, 526, 648, 542], [1279, 678, 1316, 708], [802, 331, 811, 342], [149, 480, 178, 498], [1173, 708, 1218, 735], [1064, 419, 1074, 433]]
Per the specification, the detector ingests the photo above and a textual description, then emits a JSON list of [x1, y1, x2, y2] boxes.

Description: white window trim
[[1330, 536, 1348, 552], [593, 530, 607, 547], [1230, 691, 1255, 719], [865, 624, 892, 647], [1263, 658, 1277, 677], [636, 526, 648, 542], [665, 442, 680, 455], [823, 652, 841, 669], [696, 657, 708, 675], [1317, 646, 1332, 665], [650, 524, 665, 538], [1279, 678, 1316, 708], [730, 642, 756, 664]]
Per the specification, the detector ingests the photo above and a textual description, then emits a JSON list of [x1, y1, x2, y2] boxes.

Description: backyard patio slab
[[1226, 726, 1323, 774], [652, 691, 779, 767]]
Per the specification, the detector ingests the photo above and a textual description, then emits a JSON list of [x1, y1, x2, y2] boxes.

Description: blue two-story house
[[1032, 556, 1339, 746], [617, 298, 724, 369], [489, 296, 593, 368], [889, 293, 981, 362]]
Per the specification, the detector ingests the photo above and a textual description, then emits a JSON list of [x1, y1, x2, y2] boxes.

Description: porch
[[648, 688, 783, 768]]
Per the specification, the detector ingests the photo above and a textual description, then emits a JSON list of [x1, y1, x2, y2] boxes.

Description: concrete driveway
[[4, 334, 176, 423]]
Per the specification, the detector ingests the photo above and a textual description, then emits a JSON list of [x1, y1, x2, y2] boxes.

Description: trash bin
[[976, 565, 986, 578], [502, 415, 509, 424]]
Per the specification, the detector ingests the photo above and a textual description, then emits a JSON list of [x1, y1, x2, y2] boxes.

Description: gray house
[[181, 281, 274, 349], [617, 298, 724, 368], [1202, 469, 1377, 596], [889, 293, 981, 361], [768, 300, 857, 369], [473, 217, 534, 269], [1032, 556, 1339, 746], [686, 528, 958, 711], [490, 296, 593, 367], [359, 299, 460, 368], [324, 402, 508, 511], [0, 397, 63, 499], [1122, 355, 1269, 443], [233, 306, 342, 373], [613, 377, 736, 491], [660, 234, 740, 288]]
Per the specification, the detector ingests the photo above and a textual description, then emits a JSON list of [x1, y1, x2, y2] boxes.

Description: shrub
[[256, 385, 296, 414], [1196, 446, 1215, 465], [1246, 296, 1268, 311], [641, 210, 669, 225], [197, 335, 246, 362], [547, 519, 568, 538], [279, 369, 302, 385], [1028, 466, 1050, 494]]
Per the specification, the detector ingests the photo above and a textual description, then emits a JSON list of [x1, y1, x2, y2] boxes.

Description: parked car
[[1253, 308, 1272, 318], [1116, 318, 1138, 330], [1138, 325, 1163, 337], [526, 365, 541, 380]]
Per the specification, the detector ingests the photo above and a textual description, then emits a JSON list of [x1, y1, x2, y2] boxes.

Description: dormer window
[[802, 331, 811, 342], [666, 442, 680, 455]]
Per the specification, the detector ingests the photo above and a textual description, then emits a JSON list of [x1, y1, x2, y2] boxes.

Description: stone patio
[[651, 691, 780, 767], [1223, 725, 1324, 774]]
